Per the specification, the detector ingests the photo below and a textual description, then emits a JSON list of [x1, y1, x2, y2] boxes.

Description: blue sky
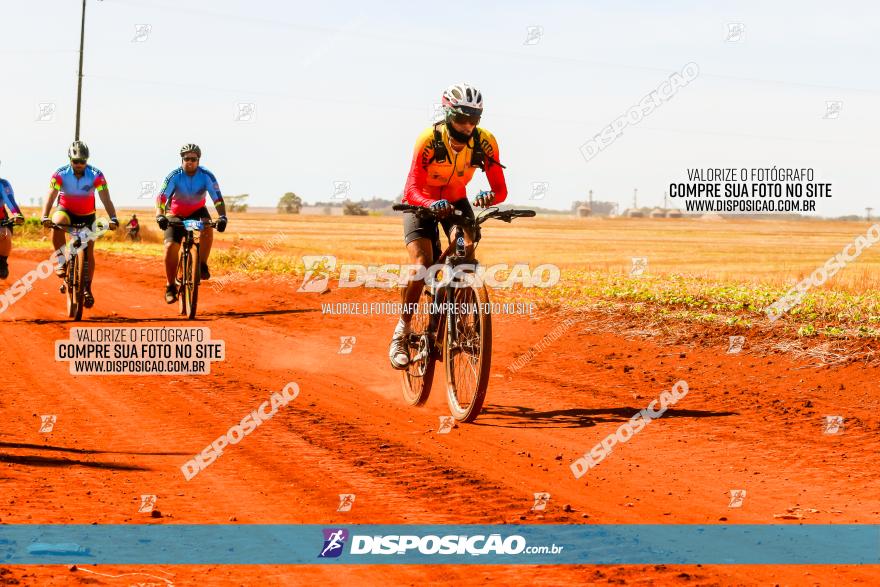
[[1, 0, 876, 215]]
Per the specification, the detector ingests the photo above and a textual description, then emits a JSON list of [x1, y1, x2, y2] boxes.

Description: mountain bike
[[52, 222, 100, 321], [392, 198, 536, 422], [169, 218, 216, 319]]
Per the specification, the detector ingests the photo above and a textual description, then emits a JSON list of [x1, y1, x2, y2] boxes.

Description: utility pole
[[588, 189, 593, 207], [633, 188, 638, 209], [867, 207, 873, 221], [663, 191, 668, 209], [74, 0, 87, 140]]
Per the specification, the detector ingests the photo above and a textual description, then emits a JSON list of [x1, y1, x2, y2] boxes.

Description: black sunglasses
[[70, 159, 87, 165], [182, 156, 199, 162], [451, 112, 481, 126]]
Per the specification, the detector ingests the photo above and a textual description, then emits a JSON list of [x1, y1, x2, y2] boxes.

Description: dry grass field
[[10, 208, 880, 338]]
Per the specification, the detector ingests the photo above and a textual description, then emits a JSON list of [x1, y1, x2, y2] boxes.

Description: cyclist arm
[[482, 133, 508, 205], [1, 181, 22, 216], [95, 175, 117, 220], [203, 170, 226, 217], [42, 173, 62, 218], [403, 133, 440, 208], [156, 172, 176, 216]]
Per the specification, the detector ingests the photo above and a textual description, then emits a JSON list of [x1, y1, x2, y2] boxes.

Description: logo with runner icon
[[298, 255, 336, 293], [727, 335, 745, 354], [437, 416, 455, 434], [138, 494, 157, 513], [337, 494, 356, 512], [728, 489, 746, 508], [39, 415, 57, 433], [318, 528, 349, 558], [338, 336, 356, 354], [630, 257, 648, 277], [823, 415, 844, 435], [531, 492, 551, 511]]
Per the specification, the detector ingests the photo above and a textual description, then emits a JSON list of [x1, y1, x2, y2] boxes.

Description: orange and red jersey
[[404, 124, 507, 207]]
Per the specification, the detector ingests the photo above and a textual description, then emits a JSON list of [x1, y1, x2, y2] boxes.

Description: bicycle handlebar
[[392, 203, 537, 225], [167, 219, 218, 229], [50, 222, 97, 231]]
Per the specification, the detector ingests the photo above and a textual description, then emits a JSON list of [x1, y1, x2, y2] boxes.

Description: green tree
[[226, 194, 249, 213], [343, 200, 368, 216], [277, 192, 303, 214]]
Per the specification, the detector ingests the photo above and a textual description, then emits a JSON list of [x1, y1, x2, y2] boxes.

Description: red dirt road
[[2, 250, 879, 586]]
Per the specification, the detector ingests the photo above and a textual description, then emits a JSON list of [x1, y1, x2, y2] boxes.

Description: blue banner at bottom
[[1, 525, 878, 565]]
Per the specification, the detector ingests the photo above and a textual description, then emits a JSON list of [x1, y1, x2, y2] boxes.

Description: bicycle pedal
[[59, 284, 66, 294]]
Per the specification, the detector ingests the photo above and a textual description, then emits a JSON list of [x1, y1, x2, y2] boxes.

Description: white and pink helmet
[[441, 82, 483, 117]]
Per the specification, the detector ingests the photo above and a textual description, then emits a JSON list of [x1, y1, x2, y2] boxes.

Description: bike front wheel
[[401, 292, 440, 406], [65, 253, 79, 319], [444, 283, 492, 422], [74, 249, 87, 321], [179, 244, 200, 319]]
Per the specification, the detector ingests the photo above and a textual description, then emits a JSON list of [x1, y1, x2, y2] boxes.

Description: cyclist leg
[[401, 237, 434, 316], [50, 207, 71, 275], [81, 214, 98, 283], [78, 213, 98, 307], [389, 210, 440, 369], [0, 216, 10, 279], [82, 240, 97, 308], [163, 216, 184, 302]]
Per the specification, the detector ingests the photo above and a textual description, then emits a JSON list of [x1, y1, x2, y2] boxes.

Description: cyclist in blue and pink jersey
[[41, 141, 119, 308], [0, 167, 25, 279], [155, 143, 227, 304]]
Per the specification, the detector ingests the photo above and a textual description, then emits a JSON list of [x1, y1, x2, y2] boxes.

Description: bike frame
[[51, 222, 97, 321], [53, 222, 96, 274], [419, 206, 500, 364], [168, 218, 216, 319], [170, 218, 212, 265]]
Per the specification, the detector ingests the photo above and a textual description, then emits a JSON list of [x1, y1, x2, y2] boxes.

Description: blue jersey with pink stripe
[[51, 164, 107, 215], [0, 178, 21, 219], [157, 166, 224, 217]]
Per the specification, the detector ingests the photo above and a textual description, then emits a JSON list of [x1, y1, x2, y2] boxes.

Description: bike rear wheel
[[444, 284, 492, 422], [401, 291, 439, 406]]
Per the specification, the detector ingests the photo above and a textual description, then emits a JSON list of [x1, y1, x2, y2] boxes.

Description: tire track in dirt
[[2, 250, 880, 585]]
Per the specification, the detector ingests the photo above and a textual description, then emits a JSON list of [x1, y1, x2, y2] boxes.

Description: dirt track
[[2, 249, 879, 586]]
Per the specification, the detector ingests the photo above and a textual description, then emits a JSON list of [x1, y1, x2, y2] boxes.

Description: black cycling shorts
[[164, 207, 211, 244], [403, 199, 477, 262], [53, 207, 97, 228]]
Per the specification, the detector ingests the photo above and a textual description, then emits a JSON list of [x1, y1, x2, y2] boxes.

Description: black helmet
[[68, 141, 90, 160], [179, 143, 201, 158]]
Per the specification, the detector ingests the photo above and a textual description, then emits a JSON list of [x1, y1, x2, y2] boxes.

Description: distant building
[[576, 205, 591, 217]]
